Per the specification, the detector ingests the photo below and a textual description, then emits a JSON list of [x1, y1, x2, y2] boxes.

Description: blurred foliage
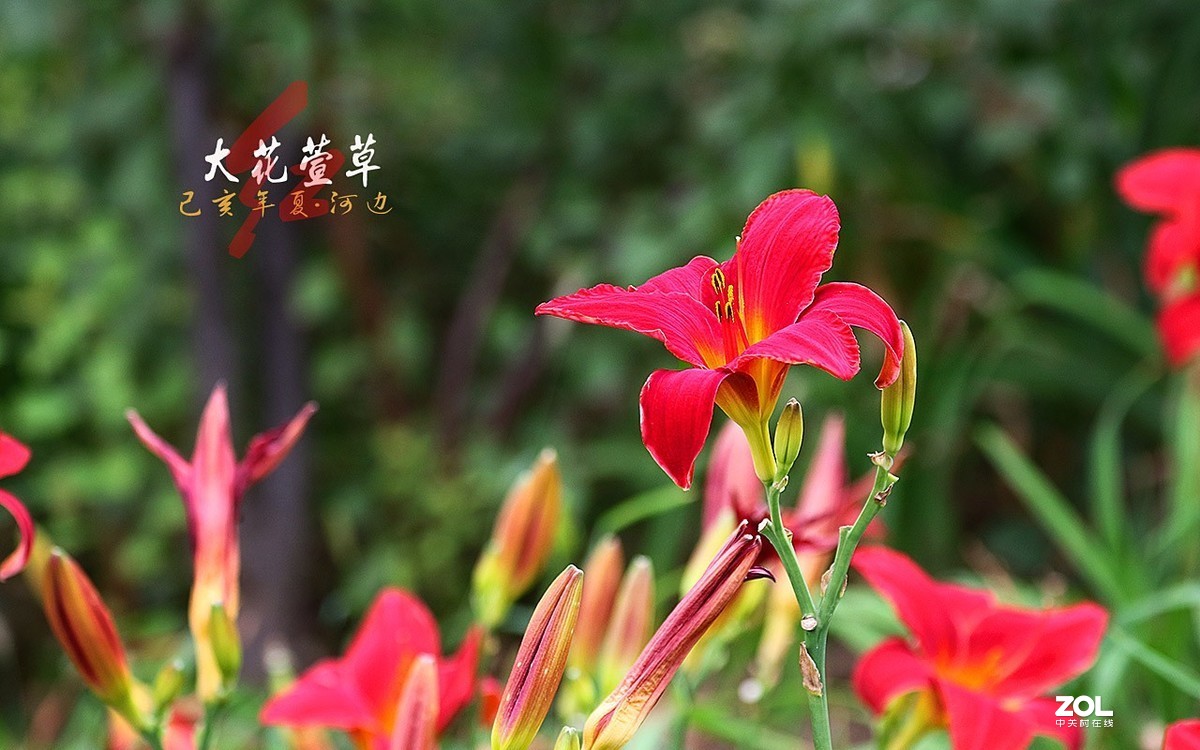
[[2, 0, 1199, 746]]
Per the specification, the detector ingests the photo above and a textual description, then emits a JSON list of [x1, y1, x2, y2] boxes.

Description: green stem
[[818, 464, 894, 625], [761, 460, 897, 750], [671, 674, 696, 749], [761, 477, 832, 750], [197, 700, 226, 750]]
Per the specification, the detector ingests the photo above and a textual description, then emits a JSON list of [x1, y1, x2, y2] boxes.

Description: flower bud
[[43, 550, 141, 722], [880, 321, 916, 457], [389, 655, 439, 750], [492, 565, 583, 750], [570, 536, 624, 672], [772, 400, 803, 482], [152, 659, 187, 715], [208, 602, 241, 690], [595, 557, 654, 695], [584, 523, 762, 750], [554, 727, 582, 750], [473, 449, 563, 628]]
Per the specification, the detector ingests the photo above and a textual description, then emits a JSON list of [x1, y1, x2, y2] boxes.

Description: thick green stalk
[[761, 478, 832, 750]]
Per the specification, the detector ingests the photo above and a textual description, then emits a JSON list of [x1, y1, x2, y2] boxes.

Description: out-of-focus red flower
[[260, 588, 481, 750], [1116, 149, 1200, 296], [127, 385, 316, 699], [1165, 719, 1200, 750], [703, 418, 878, 565], [537, 189, 904, 488], [1116, 149, 1200, 366], [852, 547, 1108, 750], [0, 431, 34, 581]]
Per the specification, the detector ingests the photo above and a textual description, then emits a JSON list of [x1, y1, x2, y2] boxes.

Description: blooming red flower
[[852, 547, 1108, 750], [1165, 719, 1200, 750], [0, 431, 34, 582], [261, 588, 481, 750], [536, 190, 903, 488], [127, 385, 316, 699], [1116, 149, 1200, 366]]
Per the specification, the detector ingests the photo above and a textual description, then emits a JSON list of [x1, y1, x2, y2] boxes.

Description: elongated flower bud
[[595, 557, 654, 695], [473, 449, 563, 628], [390, 655, 439, 750], [43, 550, 142, 723], [772, 399, 803, 482], [570, 536, 624, 672], [152, 659, 187, 716], [208, 602, 241, 690], [493, 565, 583, 750], [554, 727, 582, 750], [584, 523, 763, 750], [880, 321, 916, 457]]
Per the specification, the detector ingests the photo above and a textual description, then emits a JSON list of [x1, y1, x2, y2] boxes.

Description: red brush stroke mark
[[225, 81, 309, 258]]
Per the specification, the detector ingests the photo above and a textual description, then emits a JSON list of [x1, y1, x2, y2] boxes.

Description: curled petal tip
[[745, 566, 775, 583]]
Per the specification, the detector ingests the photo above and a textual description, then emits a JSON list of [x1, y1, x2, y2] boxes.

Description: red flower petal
[[1012, 697, 1083, 750], [342, 589, 443, 721], [732, 309, 860, 381], [851, 638, 933, 714], [0, 433, 31, 478], [968, 602, 1107, 699], [852, 547, 993, 659], [639, 367, 728, 489], [259, 660, 378, 731], [1165, 719, 1200, 750], [724, 189, 839, 341], [535, 258, 722, 368], [792, 414, 848, 529], [238, 401, 318, 490], [126, 410, 192, 489], [1159, 294, 1200, 368], [702, 421, 764, 527], [936, 679, 1035, 750], [808, 282, 904, 388], [1144, 216, 1200, 295], [0, 489, 34, 581], [436, 625, 482, 731], [1116, 149, 1200, 214]]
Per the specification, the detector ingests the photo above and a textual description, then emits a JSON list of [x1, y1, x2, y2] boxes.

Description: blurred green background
[[1, 0, 1198, 746]]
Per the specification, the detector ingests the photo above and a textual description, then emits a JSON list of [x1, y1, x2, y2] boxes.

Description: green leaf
[[594, 484, 693, 537], [975, 424, 1122, 603], [1107, 627, 1200, 700], [1012, 269, 1160, 359], [1089, 367, 1156, 552]]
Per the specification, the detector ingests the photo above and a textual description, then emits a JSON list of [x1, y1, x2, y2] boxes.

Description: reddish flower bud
[[570, 536, 624, 672], [43, 550, 141, 722], [389, 655, 439, 750], [583, 523, 763, 750], [595, 556, 655, 696], [493, 565, 583, 750], [473, 449, 563, 628]]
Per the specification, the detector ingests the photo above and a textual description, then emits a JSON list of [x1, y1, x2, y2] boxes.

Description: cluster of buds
[[584, 523, 768, 750], [561, 537, 656, 718], [473, 449, 563, 629]]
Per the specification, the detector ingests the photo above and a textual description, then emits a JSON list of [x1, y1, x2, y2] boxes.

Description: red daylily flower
[[852, 547, 1108, 750], [536, 189, 904, 488], [1116, 149, 1200, 367], [127, 385, 316, 699], [0, 431, 34, 581], [1165, 720, 1200, 750], [261, 588, 482, 750]]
